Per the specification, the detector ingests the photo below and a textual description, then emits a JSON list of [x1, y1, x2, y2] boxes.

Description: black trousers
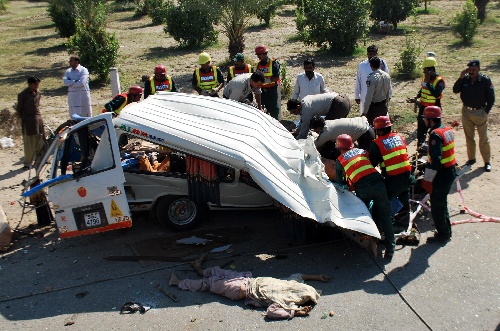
[[366, 100, 388, 126], [326, 95, 350, 120]]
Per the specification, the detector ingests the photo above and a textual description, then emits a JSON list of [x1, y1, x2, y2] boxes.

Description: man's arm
[[143, 80, 152, 99], [368, 142, 382, 167], [362, 77, 375, 115], [485, 76, 495, 113], [452, 70, 467, 94], [291, 76, 300, 100], [71, 67, 89, 88], [255, 92, 262, 110], [192, 71, 203, 95], [426, 80, 445, 98], [271, 60, 280, 83], [319, 75, 329, 94], [354, 65, 362, 102], [171, 78, 178, 92], [16, 92, 24, 118], [301, 274, 330, 282], [104, 95, 126, 113]]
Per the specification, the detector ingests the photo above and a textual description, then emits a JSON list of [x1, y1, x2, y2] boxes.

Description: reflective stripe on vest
[[420, 76, 445, 106], [196, 66, 219, 90], [228, 64, 252, 79], [256, 59, 277, 88], [149, 76, 173, 93], [115, 93, 128, 115], [374, 133, 412, 175], [427, 127, 457, 167], [338, 148, 378, 184]]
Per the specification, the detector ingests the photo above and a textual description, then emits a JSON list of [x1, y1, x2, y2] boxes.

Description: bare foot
[[169, 272, 180, 286], [295, 306, 312, 316], [191, 253, 208, 273]]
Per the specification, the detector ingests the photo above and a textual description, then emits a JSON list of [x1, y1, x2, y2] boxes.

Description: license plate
[[84, 211, 101, 227]]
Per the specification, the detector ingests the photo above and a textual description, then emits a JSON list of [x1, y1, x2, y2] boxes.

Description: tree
[[419, 0, 431, 12], [298, 0, 371, 55], [0, 0, 8, 13], [474, 0, 489, 23], [47, 0, 77, 37], [370, 0, 418, 30], [451, 0, 479, 44], [66, 0, 119, 81]]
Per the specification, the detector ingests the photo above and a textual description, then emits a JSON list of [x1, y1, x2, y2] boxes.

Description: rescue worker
[[144, 64, 177, 98], [408, 57, 446, 148], [255, 45, 281, 119], [369, 116, 412, 227], [334, 134, 395, 258], [362, 56, 391, 126], [192, 52, 224, 97], [309, 115, 374, 160], [227, 53, 252, 83], [421, 106, 457, 243], [227, 53, 253, 103], [222, 71, 264, 109], [102, 86, 143, 116]]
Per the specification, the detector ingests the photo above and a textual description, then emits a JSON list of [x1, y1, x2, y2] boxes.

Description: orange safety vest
[[195, 66, 219, 91], [428, 127, 456, 168], [420, 75, 445, 107], [338, 148, 378, 184], [149, 75, 173, 93], [256, 58, 278, 88], [228, 64, 252, 80], [374, 133, 412, 176]]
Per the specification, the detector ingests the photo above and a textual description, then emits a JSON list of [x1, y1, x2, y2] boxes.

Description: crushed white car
[[30, 93, 380, 240]]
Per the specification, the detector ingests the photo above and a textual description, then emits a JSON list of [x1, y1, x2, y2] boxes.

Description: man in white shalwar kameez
[[63, 55, 92, 117]]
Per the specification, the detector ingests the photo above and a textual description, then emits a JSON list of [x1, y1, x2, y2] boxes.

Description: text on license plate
[[84, 212, 101, 227]]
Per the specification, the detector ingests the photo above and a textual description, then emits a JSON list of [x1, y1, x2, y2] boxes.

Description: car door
[[46, 114, 132, 238]]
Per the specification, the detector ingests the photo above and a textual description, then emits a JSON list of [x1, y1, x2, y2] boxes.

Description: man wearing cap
[[291, 59, 329, 101], [287, 92, 351, 139], [408, 56, 446, 148], [103, 86, 143, 116], [421, 106, 457, 243], [63, 55, 92, 118], [369, 116, 413, 227], [309, 115, 374, 160], [363, 57, 391, 126], [452, 60, 495, 172], [223, 72, 264, 110], [354, 45, 391, 115], [144, 64, 177, 99], [255, 45, 281, 119], [333, 134, 394, 258], [192, 52, 224, 97], [227, 53, 253, 83]]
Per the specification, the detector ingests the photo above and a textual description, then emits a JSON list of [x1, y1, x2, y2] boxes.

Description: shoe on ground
[[426, 233, 451, 243], [22, 165, 30, 170], [384, 250, 394, 259], [485, 163, 491, 172], [465, 159, 476, 166]]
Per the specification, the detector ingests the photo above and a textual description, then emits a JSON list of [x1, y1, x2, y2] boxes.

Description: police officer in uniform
[[192, 52, 224, 97], [334, 134, 394, 258], [421, 106, 457, 243], [452, 59, 495, 172], [369, 116, 412, 227], [255, 45, 281, 119], [363, 57, 391, 126], [409, 57, 445, 148], [144, 64, 177, 99]]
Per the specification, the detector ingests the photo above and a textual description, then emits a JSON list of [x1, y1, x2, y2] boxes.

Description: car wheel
[[156, 196, 204, 230]]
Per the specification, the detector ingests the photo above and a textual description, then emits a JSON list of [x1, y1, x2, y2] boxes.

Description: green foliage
[[66, 0, 119, 81], [370, 0, 418, 30], [418, 0, 431, 12], [394, 33, 423, 79], [0, 0, 8, 13], [451, 0, 479, 43], [47, 0, 77, 38], [164, 1, 218, 47], [256, 0, 282, 26], [298, 0, 371, 55], [279, 62, 292, 100], [147, 0, 168, 25]]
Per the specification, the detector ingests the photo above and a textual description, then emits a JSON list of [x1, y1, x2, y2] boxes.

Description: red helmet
[[336, 134, 354, 150], [154, 65, 166, 75], [128, 86, 143, 95], [255, 45, 268, 54], [423, 106, 442, 119], [373, 116, 392, 129]]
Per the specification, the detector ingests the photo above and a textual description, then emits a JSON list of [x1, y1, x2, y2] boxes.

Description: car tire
[[156, 196, 205, 231]]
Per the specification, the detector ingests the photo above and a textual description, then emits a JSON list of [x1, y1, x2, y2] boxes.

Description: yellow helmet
[[422, 57, 437, 68], [198, 52, 211, 65]]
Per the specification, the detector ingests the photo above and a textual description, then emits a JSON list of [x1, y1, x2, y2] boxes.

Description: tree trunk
[[475, 0, 489, 22]]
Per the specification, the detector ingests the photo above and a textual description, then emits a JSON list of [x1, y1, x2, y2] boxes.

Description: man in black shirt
[[452, 60, 495, 172]]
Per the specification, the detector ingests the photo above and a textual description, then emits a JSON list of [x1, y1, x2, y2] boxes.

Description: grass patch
[[415, 8, 439, 15]]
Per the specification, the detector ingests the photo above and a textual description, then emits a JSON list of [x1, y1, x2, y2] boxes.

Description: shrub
[[394, 33, 423, 79], [147, 0, 167, 25], [256, 0, 282, 26], [370, 0, 417, 30], [66, 1, 119, 81], [451, 0, 479, 43], [298, 0, 370, 55], [0, 0, 8, 12], [164, 2, 218, 47], [47, 0, 77, 38], [279, 62, 292, 100]]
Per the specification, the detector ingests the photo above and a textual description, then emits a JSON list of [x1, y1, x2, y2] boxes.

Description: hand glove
[[421, 180, 433, 194]]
